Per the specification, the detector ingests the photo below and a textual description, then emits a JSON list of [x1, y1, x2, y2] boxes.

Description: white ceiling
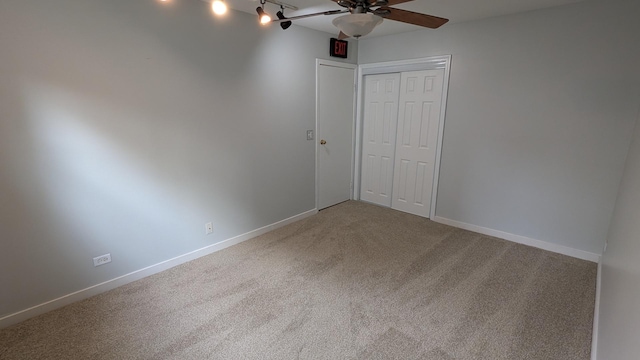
[[220, 0, 584, 38]]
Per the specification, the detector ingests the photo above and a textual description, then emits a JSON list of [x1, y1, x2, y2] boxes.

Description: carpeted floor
[[0, 201, 596, 359]]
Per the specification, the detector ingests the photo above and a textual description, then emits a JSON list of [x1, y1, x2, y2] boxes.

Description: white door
[[360, 73, 401, 207], [391, 69, 444, 217], [317, 63, 356, 210]]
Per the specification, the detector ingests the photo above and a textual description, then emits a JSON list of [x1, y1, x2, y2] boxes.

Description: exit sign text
[[330, 38, 348, 58]]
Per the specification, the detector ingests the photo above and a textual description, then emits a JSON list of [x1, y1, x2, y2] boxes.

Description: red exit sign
[[330, 38, 348, 58]]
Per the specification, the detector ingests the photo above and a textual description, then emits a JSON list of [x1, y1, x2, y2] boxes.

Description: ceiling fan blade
[[338, 31, 350, 40], [380, 7, 448, 29], [271, 9, 347, 23], [384, 0, 413, 6], [332, 0, 412, 8]]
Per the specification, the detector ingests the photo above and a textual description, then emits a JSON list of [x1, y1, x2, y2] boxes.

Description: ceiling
[[220, 0, 584, 38]]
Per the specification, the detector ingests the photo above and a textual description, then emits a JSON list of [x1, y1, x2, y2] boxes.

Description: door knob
[[320, 140, 327, 145]]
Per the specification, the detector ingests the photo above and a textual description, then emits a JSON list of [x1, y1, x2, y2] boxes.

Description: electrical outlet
[[93, 253, 111, 267], [205, 222, 213, 235], [306, 130, 314, 140]]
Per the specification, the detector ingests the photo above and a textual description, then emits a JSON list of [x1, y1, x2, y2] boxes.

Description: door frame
[[354, 55, 452, 218], [316, 59, 358, 210]]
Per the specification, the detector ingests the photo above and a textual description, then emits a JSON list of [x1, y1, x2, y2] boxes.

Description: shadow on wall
[[20, 80, 213, 254]]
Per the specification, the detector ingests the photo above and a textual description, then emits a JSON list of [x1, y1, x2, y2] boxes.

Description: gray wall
[[0, 0, 356, 318], [597, 112, 640, 359], [358, 0, 640, 254]]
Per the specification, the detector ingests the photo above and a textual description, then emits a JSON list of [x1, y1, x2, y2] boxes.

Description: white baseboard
[[591, 260, 602, 360], [432, 216, 601, 263], [0, 208, 318, 329]]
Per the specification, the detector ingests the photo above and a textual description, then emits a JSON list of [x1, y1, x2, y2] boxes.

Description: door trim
[[354, 55, 452, 218], [316, 59, 357, 210]]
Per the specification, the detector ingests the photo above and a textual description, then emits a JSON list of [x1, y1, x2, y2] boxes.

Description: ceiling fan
[[269, 0, 449, 39]]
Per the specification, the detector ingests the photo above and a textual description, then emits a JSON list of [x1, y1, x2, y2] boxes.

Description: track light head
[[211, 0, 227, 15], [256, 7, 271, 25], [276, 11, 292, 30]]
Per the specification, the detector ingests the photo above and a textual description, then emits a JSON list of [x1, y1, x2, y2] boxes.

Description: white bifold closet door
[[391, 69, 444, 217], [360, 69, 445, 218], [360, 73, 401, 207]]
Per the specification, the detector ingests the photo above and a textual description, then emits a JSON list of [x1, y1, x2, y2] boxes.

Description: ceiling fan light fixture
[[332, 13, 382, 38], [211, 0, 227, 15]]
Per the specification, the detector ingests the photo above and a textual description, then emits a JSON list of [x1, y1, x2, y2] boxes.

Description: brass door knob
[[320, 140, 327, 145]]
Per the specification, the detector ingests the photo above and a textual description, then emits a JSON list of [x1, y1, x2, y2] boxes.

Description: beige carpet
[[0, 201, 596, 359]]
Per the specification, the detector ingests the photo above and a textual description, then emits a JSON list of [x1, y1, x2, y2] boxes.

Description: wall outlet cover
[[93, 253, 112, 267]]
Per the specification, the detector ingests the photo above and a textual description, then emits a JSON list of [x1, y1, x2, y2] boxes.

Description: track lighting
[[277, 6, 292, 30], [256, 6, 271, 25], [159, 0, 301, 28], [211, 0, 227, 15]]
